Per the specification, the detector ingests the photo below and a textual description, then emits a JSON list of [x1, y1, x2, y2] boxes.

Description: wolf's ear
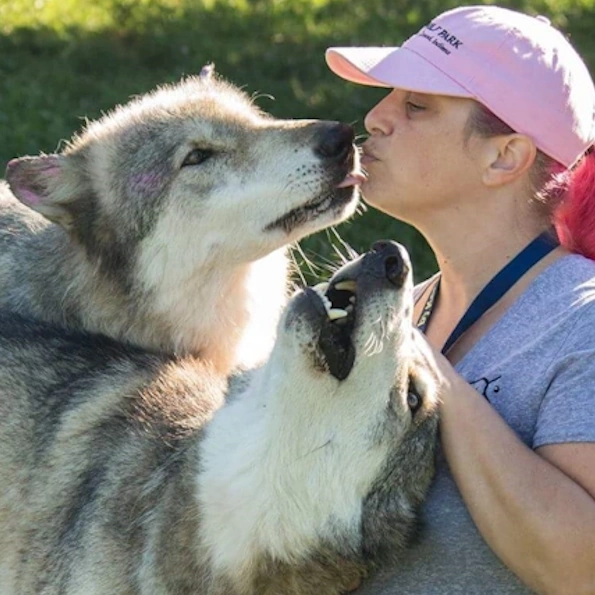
[[6, 155, 75, 230], [199, 63, 215, 80]]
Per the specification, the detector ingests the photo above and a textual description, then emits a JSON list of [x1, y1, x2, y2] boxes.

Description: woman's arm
[[433, 349, 595, 595]]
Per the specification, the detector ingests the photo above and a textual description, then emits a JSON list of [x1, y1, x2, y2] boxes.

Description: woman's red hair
[[553, 150, 595, 260]]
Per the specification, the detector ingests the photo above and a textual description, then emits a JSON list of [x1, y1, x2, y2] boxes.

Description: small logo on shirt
[[469, 375, 501, 402]]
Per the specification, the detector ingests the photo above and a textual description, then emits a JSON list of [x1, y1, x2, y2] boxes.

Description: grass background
[[2, 0, 595, 281]]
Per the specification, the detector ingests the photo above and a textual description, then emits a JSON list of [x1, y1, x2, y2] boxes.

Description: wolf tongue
[[337, 172, 367, 188]]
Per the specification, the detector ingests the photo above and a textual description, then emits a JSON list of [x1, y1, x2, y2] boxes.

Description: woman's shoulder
[[556, 251, 595, 278], [493, 253, 595, 348], [534, 253, 595, 315]]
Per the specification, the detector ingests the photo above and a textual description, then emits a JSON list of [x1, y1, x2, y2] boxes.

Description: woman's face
[[361, 89, 490, 222]]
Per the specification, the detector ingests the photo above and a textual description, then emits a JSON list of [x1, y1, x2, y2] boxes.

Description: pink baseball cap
[[326, 5, 595, 168]]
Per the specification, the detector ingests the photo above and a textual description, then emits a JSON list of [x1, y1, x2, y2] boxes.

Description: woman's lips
[[360, 145, 378, 165]]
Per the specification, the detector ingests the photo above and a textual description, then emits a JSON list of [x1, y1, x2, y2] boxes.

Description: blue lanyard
[[416, 230, 559, 354]]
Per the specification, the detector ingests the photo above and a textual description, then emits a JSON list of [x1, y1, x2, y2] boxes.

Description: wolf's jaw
[[264, 186, 357, 235], [263, 157, 363, 236]]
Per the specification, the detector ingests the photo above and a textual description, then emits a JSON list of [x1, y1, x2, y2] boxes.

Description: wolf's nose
[[315, 122, 354, 162], [369, 240, 407, 287]]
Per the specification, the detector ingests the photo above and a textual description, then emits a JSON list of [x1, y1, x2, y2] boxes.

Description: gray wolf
[[0, 65, 362, 374], [0, 240, 439, 595]]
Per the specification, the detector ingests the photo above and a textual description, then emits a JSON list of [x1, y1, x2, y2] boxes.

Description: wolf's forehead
[[79, 81, 268, 146], [137, 79, 270, 123], [144, 90, 266, 126], [118, 115, 254, 148]]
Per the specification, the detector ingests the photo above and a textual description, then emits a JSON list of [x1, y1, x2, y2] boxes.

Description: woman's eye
[[182, 148, 214, 167], [406, 101, 426, 114], [407, 391, 422, 413]]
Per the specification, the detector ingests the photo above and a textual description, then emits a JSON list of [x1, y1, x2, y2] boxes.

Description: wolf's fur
[[0, 68, 360, 374], [0, 242, 439, 595]]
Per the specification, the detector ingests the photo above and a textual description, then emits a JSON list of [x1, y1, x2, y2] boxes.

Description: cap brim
[[325, 46, 473, 98]]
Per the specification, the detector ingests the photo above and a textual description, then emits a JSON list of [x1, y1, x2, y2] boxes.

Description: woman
[[326, 5, 595, 595]]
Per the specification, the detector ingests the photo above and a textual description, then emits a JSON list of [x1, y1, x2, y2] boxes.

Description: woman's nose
[[364, 96, 392, 136]]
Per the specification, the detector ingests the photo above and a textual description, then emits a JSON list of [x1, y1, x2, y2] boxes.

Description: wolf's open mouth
[[302, 240, 408, 381], [312, 278, 358, 380]]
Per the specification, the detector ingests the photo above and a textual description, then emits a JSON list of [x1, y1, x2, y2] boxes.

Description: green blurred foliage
[[1, 0, 595, 280]]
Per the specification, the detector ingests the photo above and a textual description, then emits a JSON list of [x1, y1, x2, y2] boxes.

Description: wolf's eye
[[407, 390, 422, 414], [182, 148, 214, 167]]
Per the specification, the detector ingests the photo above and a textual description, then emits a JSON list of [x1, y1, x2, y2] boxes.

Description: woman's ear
[[482, 134, 537, 187]]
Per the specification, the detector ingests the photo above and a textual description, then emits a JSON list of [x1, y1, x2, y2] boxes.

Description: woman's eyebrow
[[407, 91, 433, 102]]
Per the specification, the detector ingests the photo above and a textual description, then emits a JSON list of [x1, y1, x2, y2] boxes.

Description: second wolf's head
[[3, 66, 363, 372], [199, 240, 440, 594]]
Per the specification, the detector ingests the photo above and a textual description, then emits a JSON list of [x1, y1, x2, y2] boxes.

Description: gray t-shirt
[[358, 254, 595, 594]]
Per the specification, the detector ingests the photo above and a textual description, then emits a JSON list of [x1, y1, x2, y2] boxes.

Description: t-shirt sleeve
[[533, 327, 595, 449]]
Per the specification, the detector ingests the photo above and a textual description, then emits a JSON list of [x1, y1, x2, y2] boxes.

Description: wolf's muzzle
[[289, 240, 411, 381], [364, 240, 408, 287], [330, 240, 409, 292]]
